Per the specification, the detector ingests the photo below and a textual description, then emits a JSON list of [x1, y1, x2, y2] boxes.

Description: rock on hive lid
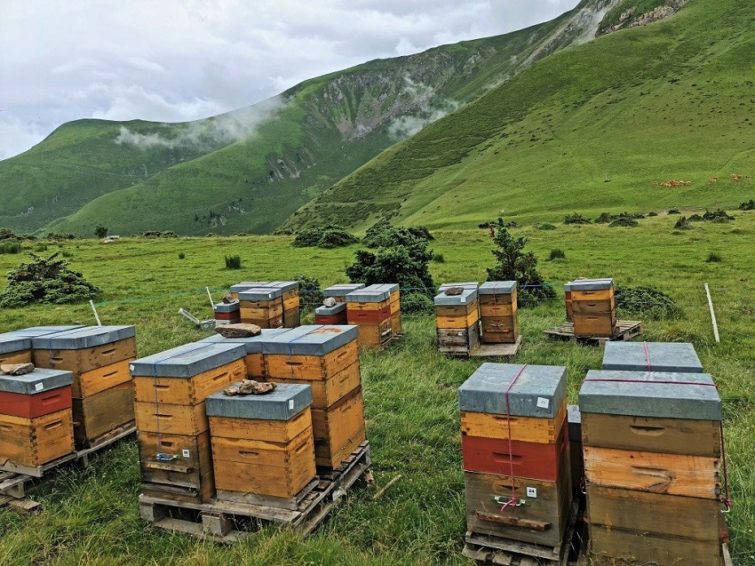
[[214, 302, 240, 313], [479, 281, 517, 295], [323, 283, 365, 297], [315, 303, 346, 315], [238, 287, 283, 301], [0, 334, 31, 355], [261, 325, 358, 355], [0, 367, 73, 395], [434, 288, 478, 306], [230, 281, 269, 293], [579, 370, 721, 421], [602, 342, 703, 373], [130, 342, 245, 378], [31, 325, 136, 350], [569, 278, 614, 291], [206, 382, 312, 420], [458, 363, 567, 418], [3, 326, 85, 338], [198, 328, 292, 354], [267, 281, 299, 292], [438, 282, 479, 292], [345, 287, 390, 302]]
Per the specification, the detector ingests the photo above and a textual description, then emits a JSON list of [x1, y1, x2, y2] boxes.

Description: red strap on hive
[[643, 341, 652, 370], [500, 364, 529, 511]]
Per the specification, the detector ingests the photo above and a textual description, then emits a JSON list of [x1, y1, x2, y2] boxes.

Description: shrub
[[178, 252, 186, 260], [33, 243, 49, 252], [594, 212, 612, 224], [548, 249, 566, 260], [0, 228, 17, 240], [0, 253, 101, 308], [294, 274, 323, 312], [609, 217, 639, 227], [432, 253, 445, 263], [706, 252, 722, 263], [400, 292, 434, 314], [667, 208, 681, 215], [703, 209, 734, 222], [363, 219, 433, 248], [486, 218, 555, 304], [739, 199, 755, 211], [538, 223, 556, 231], [563, 213, 591, 225], [94, 225, 109, 239], [674, 216, 692, 230], [615, 286, 682, 320], [688, 214, 704, 222], [648, 211, 658, 217], [0, 242, 22, 254], [293, 225, 358, 249], [60, 250, 74, 258], [224, 255, 241, 269]]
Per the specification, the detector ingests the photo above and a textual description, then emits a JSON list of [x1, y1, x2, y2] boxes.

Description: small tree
[[294, 274, 323, 312], [94, 225, 109, 239], [486, 219, 554, 304]]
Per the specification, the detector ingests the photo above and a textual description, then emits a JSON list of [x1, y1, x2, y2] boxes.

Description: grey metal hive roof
[[267, 281, 299, 292], [206, 382, 312, 420], [261, 325, 358, 355], [434, 288, 478, 306], [198, 328, 293, 354], [579, 370, 721, 421], [315, 303, 346, 315], [438, 282, 479, 292], [479, 281, 517, 295], [130, 342, 245, 378], [213, 302, 240, 313], [2, 326, 85, 339], [323, 283, 365, 297], [569, 278, 614, 291], [0, 367, 73, 395], [367, 283, 399, 294], [458, 363, 567, 418], [345, 288, 390, 302], [602, 342, 703, 373], [238, 287, 283, 301], [230, 281, 269, 293], [0, 334, 31, 355], [31, 326, 135, 350]]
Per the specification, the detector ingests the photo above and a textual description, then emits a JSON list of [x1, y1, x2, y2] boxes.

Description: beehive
[[370, 283, 401, 336], [602, 341, 703, 373], [435, 285, 480, 356], [206, 383, 316, 500], [213, 301, 240, 325], [345, 286, 392, 347], [131, 342, 247, 503], [567, 405, 584, 497], [478, 281, 518, 344], [569, 279, 616, 337], [0, 368, 74, 467], [268, 281, 301, 328], [32, 326, 136, 447], [459, 363, 571, 547], [323, 283, 365, 303], [238, 287, 284, 328], [0, 334, 32, 367], [314, 302, 347, 325], [262, 325, 365, 468], [199, 328, 292, 379], [580, 369, 725, 565], [228, 281, 269, 300]]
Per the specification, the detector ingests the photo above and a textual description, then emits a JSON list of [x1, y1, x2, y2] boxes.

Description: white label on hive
[[536, 397, 549, 409], [129, 364, 134, 372], [182, 449, 190, 458], [34, 382, 44, 391], [527, 487, 538, 498], [289, 400, 294, 410], [460, 297, 466, 303]]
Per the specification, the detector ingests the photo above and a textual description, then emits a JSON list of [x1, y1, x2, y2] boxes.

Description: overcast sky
[[0, 0, 578, 160]]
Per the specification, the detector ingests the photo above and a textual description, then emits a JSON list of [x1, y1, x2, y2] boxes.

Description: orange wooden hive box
[[435, 284, 480, 355], [568, 279, 616, 337], [238, 287, 284, 328], [478, 281, 519, 344], [345, 286, 393, 347]]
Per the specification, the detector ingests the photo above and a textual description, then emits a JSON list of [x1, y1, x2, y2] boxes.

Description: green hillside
[[0, 0, 610, 236], [287, 0, 754, 231]]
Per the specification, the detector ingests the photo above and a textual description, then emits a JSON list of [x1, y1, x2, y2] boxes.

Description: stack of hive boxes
[[569, 279, 616, 337], [238, 287, 284, 328], [206, 383, 317, 502], [316, 284, 365, 325], [345, 285, 393, 348], [131, 342, 246, 503], [213, 302, 240, 325], [478, 281, 519, 344], [32, 326, 136, 448], [580, 344, 725, 566], [199, 328, 292, 379], [459, 363, 572, 550], [267, 281, 301, 328], [373, 283, 401, 336], [435, 283, 480, 356], [262, 325, 365, 468], [0, 367, 74, 469]]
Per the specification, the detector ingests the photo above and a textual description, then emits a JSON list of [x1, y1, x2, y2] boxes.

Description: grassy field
[[0, 212, 753, 565]]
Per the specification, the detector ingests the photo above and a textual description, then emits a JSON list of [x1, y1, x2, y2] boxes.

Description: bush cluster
[[292, 225, 358, 249], [294, 274, 323, 311], [563, 213, 591, 225], [615, 285, 682, 320], [739, 200, 755, 211]]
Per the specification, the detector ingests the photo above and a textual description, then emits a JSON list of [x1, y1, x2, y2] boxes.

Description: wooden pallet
[[543, 321, 642, 347], [470, 336, 523, 359], [139, 440, 372, 541], [0, 421, 136, 510], [463, 501, 579, 565]]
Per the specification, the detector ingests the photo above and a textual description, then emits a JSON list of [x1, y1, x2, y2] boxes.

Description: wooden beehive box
[[579, 370, 724, 564], [206, 382, 316, 500], [228, 281, 269, 301], [345, 287, 392, 347], [268, 281, 301, 328], [314, 302, 347, 325], [238, 287, 284, 328], [198, 327, 292, 379], [131, 341, 247, 503], [478, 281, 518, 344], [0, 368, 75, 468], [0, 325, 83, 366], [435, 286, 480, 355], [370, 283, 401, 336], [31, 326, 137, 447], [262, 325, 364, 468], [564, 281, 573, 322], [569, 279, 616, 337], [602, 341, 704, 373], [458, 363, 571, 547], [213, 301, 240, 324], [323, 283, 365, 303]]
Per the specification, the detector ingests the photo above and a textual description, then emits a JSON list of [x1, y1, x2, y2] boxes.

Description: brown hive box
[[478, 282, 519, 344], [345, 287, 393, 347], [268, 281, 301, 328], [197, 328, 293, 379], [238, 287, 284, 328], [435, 286, 480, 354], [569, 279, 616, 337]]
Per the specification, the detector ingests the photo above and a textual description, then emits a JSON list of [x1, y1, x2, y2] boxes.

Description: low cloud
[[387, 76, 460, 140]]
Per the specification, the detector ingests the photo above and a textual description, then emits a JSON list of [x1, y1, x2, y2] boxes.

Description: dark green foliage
[[667, 208, 681, 215], [46, 232, 76, 241], [486, 219, 554, 304], [94, 225, 109, 239], [33, 243, 48, 252], [60, 250, 73, 258], [0, 253, 100, 308], [0, 242, 22, 254], [648, 211, 658, 217], [432, 253, 445, 263], [706, 252, 722, 263], [563, 213, 591, 225], [739, 200, 755, 211], [609, 216, 639, 227], [224, 255, 241, 269], [615, 285, 682, 320], [689, 214, 704, 221], [362, 219, 434, 249], [0, 228, 17, 240], [548, 249, 566, 260], [538, 223, 556, 231], [142, 231, 177, 238], [598, 211, 644, 224], [295, 274, 323, 312], [178, 252, 186, 260], [674, 216, 692, 230], [400, 292, 435, 314], [292, 225, 358, 249], [595, 212, 613, 224], [703, 209, 734, 222]]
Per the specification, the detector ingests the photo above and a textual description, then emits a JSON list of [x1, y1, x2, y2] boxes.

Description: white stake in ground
[[704, 283, 720, 343], [89, 300, 102, 326]]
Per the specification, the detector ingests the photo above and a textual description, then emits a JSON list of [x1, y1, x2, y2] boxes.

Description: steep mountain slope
[[1, 0, 618, 235], [287, 0, 753, 231]]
